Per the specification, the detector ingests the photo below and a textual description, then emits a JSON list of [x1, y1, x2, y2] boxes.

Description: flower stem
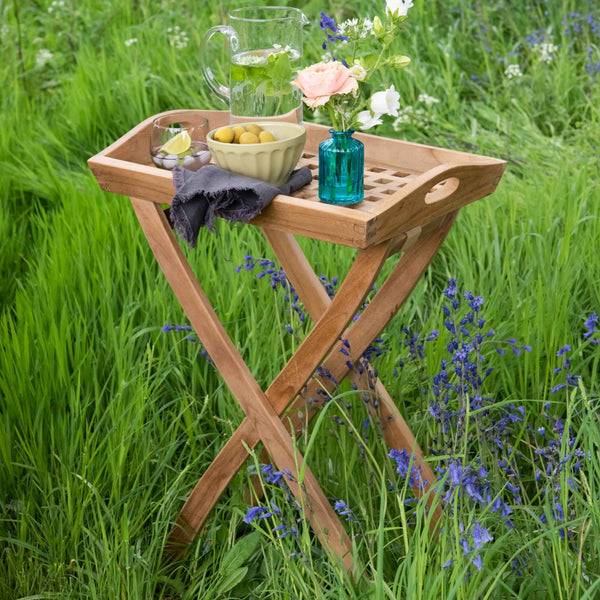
[[326, 103, 340, 131]]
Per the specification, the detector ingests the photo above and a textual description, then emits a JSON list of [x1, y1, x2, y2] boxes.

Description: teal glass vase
[[318, 129, 364, 206]]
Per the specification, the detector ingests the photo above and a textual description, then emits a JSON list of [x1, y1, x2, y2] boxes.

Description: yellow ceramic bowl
[[206, 122, 306, 187]]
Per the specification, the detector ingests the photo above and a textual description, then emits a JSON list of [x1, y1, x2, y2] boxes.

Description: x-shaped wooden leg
[[130, 196, 456, 570]]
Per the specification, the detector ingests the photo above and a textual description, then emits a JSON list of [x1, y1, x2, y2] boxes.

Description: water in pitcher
[[229, 47, 302, 121]]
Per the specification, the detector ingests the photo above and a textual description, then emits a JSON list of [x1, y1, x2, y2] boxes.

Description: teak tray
[[88, 109, 506, 249]]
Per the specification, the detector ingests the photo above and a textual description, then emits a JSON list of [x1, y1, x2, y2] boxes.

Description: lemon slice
[[160, 130, 191, 155]]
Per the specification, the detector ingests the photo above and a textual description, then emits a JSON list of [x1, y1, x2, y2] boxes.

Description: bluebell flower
[[319, 11, 348, 58], [243, 506, 269, 524], [472, 522, 493, 549], [583, 312, 599, 343], [444, 278, 457, 298], [319, 11, 338, 33], [162, 322, 212, 361], [389, 448, 427, 490], [334, 499, 356, 520]]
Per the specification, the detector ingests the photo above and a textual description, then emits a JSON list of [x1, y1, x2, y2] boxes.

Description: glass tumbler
[[150, 111, 211, 171]]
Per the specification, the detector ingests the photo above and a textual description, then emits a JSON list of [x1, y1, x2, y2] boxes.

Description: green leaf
[[267, 51, 292, 86], [359, 53, 379, 71], [220, 531, 261, 574], [218, 566, 248, 594]]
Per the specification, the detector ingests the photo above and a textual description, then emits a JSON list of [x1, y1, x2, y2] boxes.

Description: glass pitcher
[[200, 6, 309, 123]]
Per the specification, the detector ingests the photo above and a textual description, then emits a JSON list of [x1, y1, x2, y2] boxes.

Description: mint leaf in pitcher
[[268, 51, 292, 86]]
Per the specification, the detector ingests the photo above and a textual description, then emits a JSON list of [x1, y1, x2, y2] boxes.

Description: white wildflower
[[535, 42, 558, 64], [393, 107, 413, 126], [47, 0, 65, 13], [504, 64, 523, 79], [418, 93, 440, 105], [392, 105, 425, 129], [124, 38, 138, 47], [370, 84, 400, 117], [386, 0, 414, 16], [168, 25, 189, 50], [361, 19, 375, 38], [35, 48, 53, 68], [357, 110, 383, 130], [348, 63, 367, 82], [338, 17, 375, 39], [337, 18, 358, 36]]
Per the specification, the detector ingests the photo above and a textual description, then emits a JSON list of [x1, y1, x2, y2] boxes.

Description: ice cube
[[194, 150, 212, 166], [162, 154, 179, 170], [182, 155, 196, 169]]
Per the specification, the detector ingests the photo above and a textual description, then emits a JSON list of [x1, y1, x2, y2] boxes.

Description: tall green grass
[[1, 0, 599, 598]]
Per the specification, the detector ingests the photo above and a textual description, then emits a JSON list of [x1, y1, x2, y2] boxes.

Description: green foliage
[[0, 0, 599, 598]]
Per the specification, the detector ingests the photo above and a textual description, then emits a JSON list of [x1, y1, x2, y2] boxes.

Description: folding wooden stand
[[89, 109, 505, 573]]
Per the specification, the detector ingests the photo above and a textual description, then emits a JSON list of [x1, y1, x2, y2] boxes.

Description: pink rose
[[291, 61, 358, 108]]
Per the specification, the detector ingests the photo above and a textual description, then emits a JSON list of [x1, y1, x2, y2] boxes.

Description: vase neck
[[329, 128, 355, 138]]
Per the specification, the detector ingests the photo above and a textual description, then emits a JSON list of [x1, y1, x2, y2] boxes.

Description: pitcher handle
[[200, 25, 238, 105]]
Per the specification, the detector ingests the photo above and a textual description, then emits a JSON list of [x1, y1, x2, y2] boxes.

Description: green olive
[[232, 126, 246, 143], [245, 124, 262, 136], [239, 131, 260, 144], [259, 131, 276, 143], [214, 126, 234, 143]]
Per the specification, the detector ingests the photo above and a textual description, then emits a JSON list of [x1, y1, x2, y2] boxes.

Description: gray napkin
[[170, 164, 312, 247]]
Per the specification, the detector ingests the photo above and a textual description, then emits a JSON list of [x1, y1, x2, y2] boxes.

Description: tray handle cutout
[[424, 176, 460, 204]]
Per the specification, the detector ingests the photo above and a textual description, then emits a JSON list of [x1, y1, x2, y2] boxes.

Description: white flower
[[361, 19, 375, 38], [48, 0, 65, 12], [504, 64, 523, 79], [337, 18, 375, 39], [535, 42, 558, 64], [35, 48, 53, 68], [392, 105, 425, 129], [337, 18, 358, 36], [124, 38, 138, 47], [168, 25, 189, 50], [348, 63, 367, 82], [386, 0, 414, 16], [357, 110, 383, 130], [418, 93, 440, 105], [370, 84, 400, 117]]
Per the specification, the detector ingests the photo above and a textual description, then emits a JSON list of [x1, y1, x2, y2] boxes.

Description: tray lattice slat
[[292, 152, 418, 210]]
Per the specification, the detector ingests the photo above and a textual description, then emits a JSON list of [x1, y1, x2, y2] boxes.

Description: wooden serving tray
[[88, 109, 506, 249]]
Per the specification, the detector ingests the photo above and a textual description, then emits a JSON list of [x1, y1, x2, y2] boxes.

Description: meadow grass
[[1, 0, 599, 598]]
